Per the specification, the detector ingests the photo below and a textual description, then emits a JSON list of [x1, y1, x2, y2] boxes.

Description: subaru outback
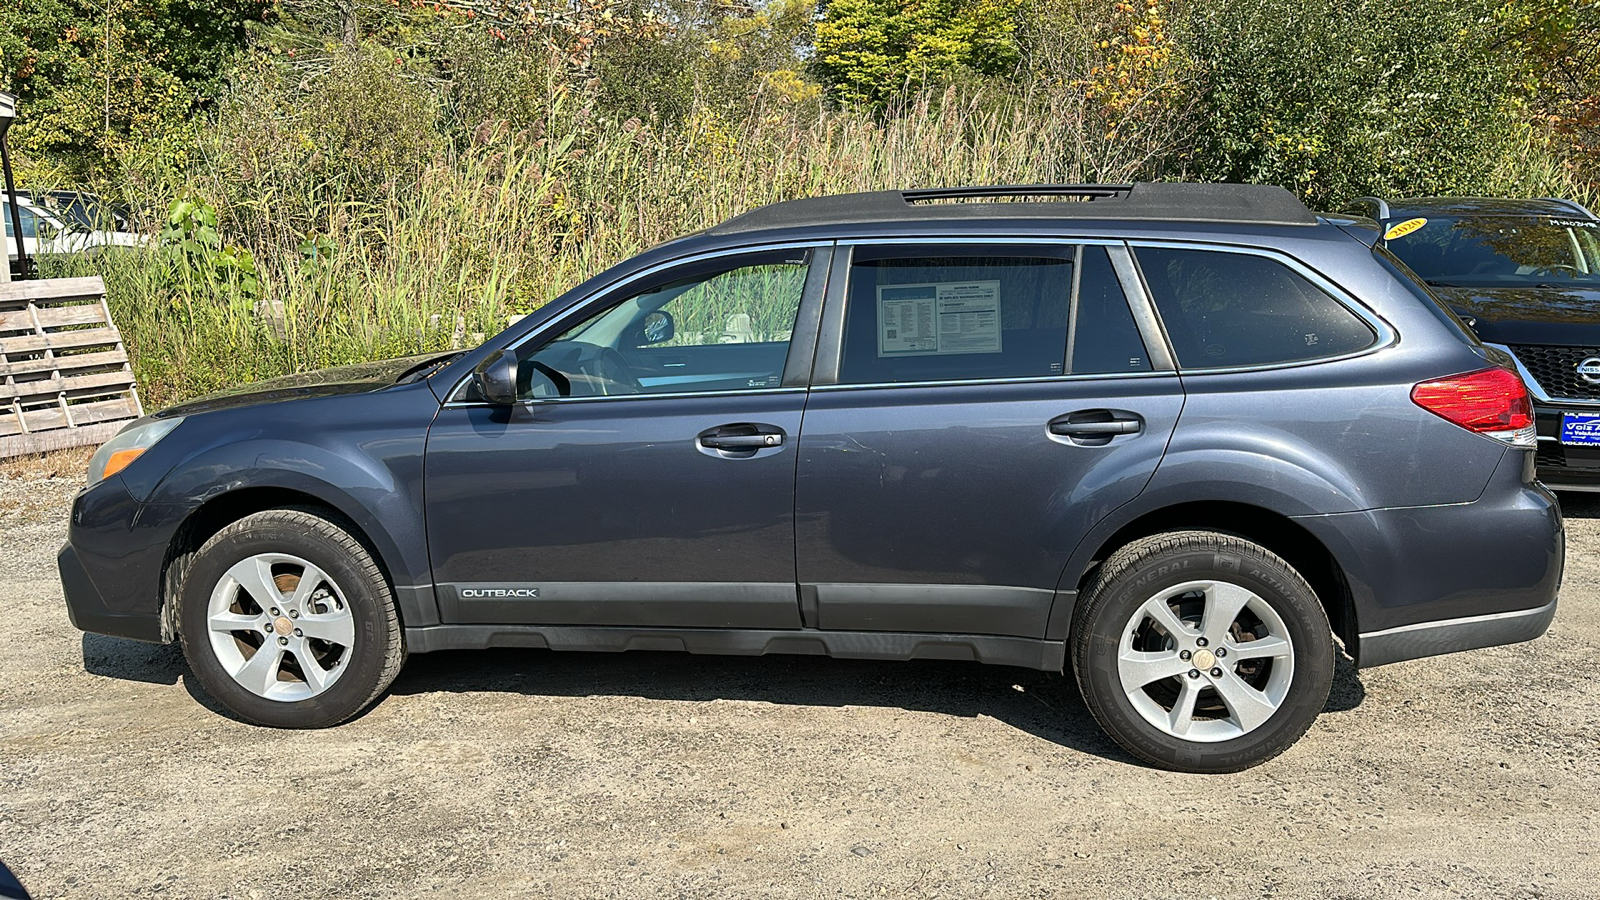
[[60, 183, 1564, 773]]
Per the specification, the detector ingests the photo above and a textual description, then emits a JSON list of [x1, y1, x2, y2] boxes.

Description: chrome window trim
[[1106, 243, 1176, 372], [1125, 239, 1398, 375], [443, 386, 807, 410], [444, 240, 831, 404], [810, 370, 1179, 393], [819, 236, 1175, 388], [1484, 341, 1600, 408]]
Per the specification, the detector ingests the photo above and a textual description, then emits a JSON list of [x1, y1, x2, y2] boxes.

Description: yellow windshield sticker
[[1383, 217, 1428, 240]]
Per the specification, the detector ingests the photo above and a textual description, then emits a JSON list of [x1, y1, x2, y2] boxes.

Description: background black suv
[[1345, 195, 1600, 490]]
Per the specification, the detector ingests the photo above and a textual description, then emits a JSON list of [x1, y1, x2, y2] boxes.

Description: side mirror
[[473, 349, 519, 405], [636, 309, 675, 346]]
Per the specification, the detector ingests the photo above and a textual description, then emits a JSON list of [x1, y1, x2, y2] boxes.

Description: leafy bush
[[814, 0, 1025, 105], [1178, 0, 1537, 205]]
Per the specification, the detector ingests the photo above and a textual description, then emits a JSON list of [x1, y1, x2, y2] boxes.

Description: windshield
[[38, 193, 128, 232], [1383, 215, 1600, 287]]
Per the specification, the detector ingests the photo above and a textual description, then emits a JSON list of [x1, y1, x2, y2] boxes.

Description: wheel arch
[[157, 486, 413, 642], [1061, 500, 1358, 656]]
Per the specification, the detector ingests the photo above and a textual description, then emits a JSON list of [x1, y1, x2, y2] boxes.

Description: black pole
[[0, 120, 30, 280]]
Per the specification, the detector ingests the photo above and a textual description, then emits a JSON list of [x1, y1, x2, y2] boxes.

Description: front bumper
[[59, 542, 163, 642], [58, 476, 177, 644]]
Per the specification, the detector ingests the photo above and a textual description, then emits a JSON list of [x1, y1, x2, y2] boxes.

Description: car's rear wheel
[[177, 508, 405, 727], [1071, 530, 1334, 773]]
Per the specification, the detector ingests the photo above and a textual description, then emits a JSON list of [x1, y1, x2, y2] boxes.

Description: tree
[[1180, 0, 1535, 206], [813, 0, 1023, 106], [0, 0, 265, 183]]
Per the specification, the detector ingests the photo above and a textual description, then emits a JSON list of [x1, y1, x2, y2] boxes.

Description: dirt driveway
[[3, 473, 1598, 899]]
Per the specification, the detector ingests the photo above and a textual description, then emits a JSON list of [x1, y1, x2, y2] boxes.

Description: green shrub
[[814, 0, 1025, 106], [1179, 0, 1534, 206]]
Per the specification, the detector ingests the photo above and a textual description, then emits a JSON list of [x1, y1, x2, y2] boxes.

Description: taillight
[[1411, 367, 1534, 446]]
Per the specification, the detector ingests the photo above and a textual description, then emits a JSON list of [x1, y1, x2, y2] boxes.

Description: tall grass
[[42, 87, 1594, 408]]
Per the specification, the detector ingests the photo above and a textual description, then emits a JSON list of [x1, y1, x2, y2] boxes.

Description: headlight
[[86, 416, 186, 487]]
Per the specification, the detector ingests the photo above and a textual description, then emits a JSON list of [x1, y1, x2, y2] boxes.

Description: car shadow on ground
[[80, 633, 1365, 764], [385, 645, 1367, 763]]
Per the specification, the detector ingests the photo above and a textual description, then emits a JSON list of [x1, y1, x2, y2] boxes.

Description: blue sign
[[1560, 412, 1600, 445]]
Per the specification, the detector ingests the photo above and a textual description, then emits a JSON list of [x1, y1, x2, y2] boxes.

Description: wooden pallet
[[1, 276, 143, 458]]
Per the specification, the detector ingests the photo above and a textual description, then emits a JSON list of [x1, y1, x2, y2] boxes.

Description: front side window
[[1136, 247, 1376, 369], [1383, 215, 1600, 288], [517, 250, 809, 399]]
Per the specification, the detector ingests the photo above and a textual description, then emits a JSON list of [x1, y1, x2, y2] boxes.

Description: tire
[[1071, 530, 1334, 773], [177, 508, 406, 728]]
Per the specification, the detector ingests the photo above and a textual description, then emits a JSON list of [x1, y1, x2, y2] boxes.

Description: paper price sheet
[[876, 281, 1002, 357]]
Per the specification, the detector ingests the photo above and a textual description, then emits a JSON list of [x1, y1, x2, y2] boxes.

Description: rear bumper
[[1357, 597, 1558, 667], [1294, 448, 1563, 667]]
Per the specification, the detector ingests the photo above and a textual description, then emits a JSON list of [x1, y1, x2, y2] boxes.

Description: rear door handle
[[1049, 419, 1140, 436], [1048, 411, 1144, 445]]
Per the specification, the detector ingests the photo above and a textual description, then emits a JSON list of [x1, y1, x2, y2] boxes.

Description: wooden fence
[[1, 276, 143, 458]]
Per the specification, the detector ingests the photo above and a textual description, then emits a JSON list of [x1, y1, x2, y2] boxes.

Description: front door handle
[[697, 424, 786, 455], [701, 433, 783, 449], [1048, 411, 1144, 445]]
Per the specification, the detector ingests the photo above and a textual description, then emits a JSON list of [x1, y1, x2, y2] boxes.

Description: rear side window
[[1072, 246, 1152, 374], [1136, 247, 1376, 368], [836, 244, 1153, 384], [838, 247, 1073, 384], [3, 203, 40, 238]]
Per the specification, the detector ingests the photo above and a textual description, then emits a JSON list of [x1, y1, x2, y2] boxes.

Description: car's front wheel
[[178, 508, 405, 727], [1071, 530, 1334, 773]]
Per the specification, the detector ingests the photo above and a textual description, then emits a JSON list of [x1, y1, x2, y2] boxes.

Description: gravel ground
[[2, 474, 1598, 899]]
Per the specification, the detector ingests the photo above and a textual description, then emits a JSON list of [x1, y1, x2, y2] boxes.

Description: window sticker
[[876, 281, 1002, 357], [1547, 218, 1599, 229], [1383, 218, 1428, 241]]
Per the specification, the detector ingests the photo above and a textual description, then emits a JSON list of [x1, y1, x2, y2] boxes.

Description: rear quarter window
[[1135, 247, 1377, 368]]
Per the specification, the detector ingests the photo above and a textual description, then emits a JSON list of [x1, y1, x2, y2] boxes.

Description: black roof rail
[[706, 182, 1319, 235], [1347, 196, 1390, 220], [902, 184, 1134, 203], [1539, 197, 1598, 219]]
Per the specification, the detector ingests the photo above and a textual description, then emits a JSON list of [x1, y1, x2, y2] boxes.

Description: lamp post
[[0, 90, 30, 281]]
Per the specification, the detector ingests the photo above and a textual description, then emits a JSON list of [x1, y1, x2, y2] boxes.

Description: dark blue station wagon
[[60, 183, 1564, 772]]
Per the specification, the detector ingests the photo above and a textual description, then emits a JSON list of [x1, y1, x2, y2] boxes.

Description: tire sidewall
[[179, 516, 391, 728], [1077, 543, 1334, 772]]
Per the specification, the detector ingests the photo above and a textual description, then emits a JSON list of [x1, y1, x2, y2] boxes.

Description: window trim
[[811, 237, 1168, 388], [1106, 243, 1176, 371], [1126, 239, 1397, 375], [445, 241, 831, 406]]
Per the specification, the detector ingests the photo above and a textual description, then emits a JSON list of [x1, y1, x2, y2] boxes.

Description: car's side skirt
[[403, 624, 1068, 672]]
